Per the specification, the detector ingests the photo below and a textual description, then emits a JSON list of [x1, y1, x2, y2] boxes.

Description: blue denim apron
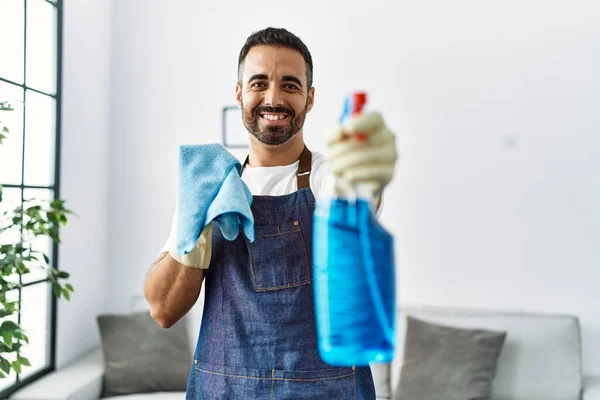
[[185, 147, 376, 399]]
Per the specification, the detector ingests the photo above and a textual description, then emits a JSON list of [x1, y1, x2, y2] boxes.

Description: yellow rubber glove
[[167, 210, 213, 269], [326, 111, 398, 196]]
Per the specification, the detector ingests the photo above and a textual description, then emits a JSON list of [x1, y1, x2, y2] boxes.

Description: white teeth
[[262, 114, 287, 121]]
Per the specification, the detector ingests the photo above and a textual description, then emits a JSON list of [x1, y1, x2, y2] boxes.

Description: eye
[[251, 82, 267, 89], [284, 83, 299, 90]]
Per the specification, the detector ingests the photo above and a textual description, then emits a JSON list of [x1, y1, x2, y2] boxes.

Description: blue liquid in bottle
[[312, 93, 396, 367]]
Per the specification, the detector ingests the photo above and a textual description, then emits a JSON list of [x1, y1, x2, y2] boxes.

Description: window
[[0, 0, 62, 396]]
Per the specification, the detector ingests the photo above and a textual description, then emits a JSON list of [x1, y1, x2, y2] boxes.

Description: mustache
[[253, 105, 294, 117]]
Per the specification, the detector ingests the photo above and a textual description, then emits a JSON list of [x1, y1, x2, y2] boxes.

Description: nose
[[263, 85, 284, 107]]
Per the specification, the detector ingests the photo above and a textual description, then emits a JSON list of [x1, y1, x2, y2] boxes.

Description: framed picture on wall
[[222, 106, 248, 148]]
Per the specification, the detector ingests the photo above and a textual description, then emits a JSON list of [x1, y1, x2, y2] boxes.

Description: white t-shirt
[[241, 151, 329, 198], [161, 152, 331, 253]]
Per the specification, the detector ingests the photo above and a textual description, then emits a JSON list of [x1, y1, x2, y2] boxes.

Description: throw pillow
[[97, 311, 191, 396], [396, 316, 507, 400]]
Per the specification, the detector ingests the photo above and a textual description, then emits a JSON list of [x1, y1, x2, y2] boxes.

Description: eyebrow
[[247, 74, 268, 84], [246, 74, 303, 88], [282, 75, 303, 88]]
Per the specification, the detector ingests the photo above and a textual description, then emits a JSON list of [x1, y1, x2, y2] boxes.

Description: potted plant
[[0, 100, 74, 379]]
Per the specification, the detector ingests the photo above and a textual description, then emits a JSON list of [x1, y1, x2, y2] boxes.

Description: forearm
[[144, 252, 204, 328]]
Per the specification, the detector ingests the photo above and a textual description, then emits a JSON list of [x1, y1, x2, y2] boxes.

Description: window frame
[[0, 0, 63, 396]]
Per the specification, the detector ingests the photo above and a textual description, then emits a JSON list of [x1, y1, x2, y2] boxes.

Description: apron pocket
[[193, 361, 356, 400], [275, 368, 357, 400], [246, 220, 311, 292]]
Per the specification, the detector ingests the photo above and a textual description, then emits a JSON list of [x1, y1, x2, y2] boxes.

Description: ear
[[235, 82, 242, 109], [306, 87, 315, 113]]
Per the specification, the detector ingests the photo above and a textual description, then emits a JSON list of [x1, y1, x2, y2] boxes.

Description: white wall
[[56, 0, 112, 367], [100, 0, 600, 373], [390, 0, 600, 374]]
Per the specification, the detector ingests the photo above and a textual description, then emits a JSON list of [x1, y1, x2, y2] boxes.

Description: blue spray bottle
[[313, 92, 396, 367]]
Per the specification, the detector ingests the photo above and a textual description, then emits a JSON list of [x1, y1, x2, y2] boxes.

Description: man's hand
[[326, 111, 398, 196]]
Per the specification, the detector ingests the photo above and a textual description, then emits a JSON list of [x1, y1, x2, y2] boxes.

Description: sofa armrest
[[10, 348, 104, 400], [584, 375, 600, 400]]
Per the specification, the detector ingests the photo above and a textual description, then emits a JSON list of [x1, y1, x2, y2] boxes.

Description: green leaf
[[11, 361, 21, 374], [52, 282, 62, 297], [50, 199, 65, 209], [56, 270, 70, 279], [65, 283, 74, 292], [0, 370, 5, 378], [0, 358, 10, 374], [0, 321, 19, 332], [62, 289, 71, 301], [12, 331, 28, 343], [17, 356, 30, 367], [14, 332, 29, 343], [2, 331, 13, 347]]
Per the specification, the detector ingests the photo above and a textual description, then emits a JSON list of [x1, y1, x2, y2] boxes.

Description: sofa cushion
[[97, 311, 191, 397], [392, 307, 582, 400], [395, 316, 506, 400], [9, 348, 104, 400]]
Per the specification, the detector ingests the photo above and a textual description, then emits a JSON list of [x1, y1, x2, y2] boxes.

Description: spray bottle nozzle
[[351, 92, 367, 115], [340, 92, 369, 142], [340, 92, 368, 122]]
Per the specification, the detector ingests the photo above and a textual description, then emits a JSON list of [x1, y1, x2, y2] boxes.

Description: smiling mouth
[[260, 113, 289, 122]]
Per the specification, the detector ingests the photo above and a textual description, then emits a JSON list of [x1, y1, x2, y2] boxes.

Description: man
[[144, 27, 397, 399]]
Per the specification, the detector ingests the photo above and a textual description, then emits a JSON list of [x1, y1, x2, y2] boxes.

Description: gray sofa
[[11, 300, 600, 400]]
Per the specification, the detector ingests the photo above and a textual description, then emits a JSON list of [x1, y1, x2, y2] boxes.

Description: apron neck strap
[[242, 145, 313, 189]]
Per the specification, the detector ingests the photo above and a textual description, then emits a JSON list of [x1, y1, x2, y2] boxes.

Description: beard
[[241, 101, 307, 146]]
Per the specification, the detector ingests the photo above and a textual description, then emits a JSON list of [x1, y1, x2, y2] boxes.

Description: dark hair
[[238, 27, 313, 88]]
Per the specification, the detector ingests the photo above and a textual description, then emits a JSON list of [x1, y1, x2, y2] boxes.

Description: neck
[[247, 132, 305, 167]]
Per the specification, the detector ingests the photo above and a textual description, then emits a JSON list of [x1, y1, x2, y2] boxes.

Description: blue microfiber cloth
[[176, 144, 254, 255]]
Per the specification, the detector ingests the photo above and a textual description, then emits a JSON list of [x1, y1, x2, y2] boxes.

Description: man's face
[[236, 45, 315, 146]]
